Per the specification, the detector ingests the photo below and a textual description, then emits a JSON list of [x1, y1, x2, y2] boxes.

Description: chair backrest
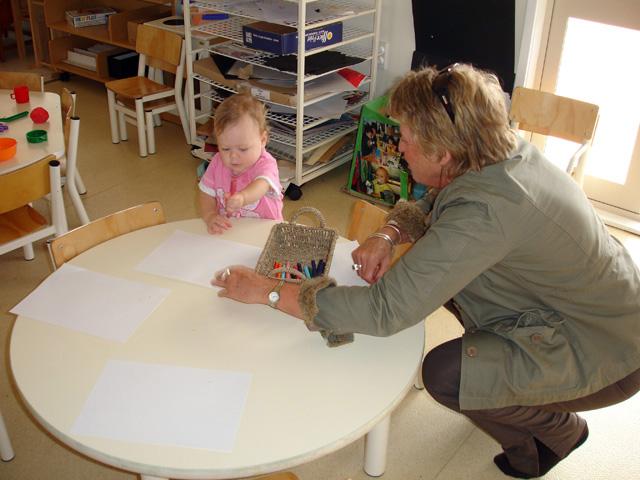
[[509, 87, 599, 185], [347, 199, 411, 265], [509, 87, 599, 144], [0, 155, 56, 214], [0, 71, 44, 91], [0, 155, 67, 256], [48, 201, 166, 268], [135, 24, 183, 75]]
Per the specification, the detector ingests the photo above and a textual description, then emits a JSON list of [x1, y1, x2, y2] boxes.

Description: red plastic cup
[[10, 85, 30, 104]]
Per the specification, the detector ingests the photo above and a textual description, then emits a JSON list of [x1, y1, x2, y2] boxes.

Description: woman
[[212, 64, 640, 478]]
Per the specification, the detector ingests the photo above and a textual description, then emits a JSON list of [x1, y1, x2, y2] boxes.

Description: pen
[[303, 265, 312, 279]]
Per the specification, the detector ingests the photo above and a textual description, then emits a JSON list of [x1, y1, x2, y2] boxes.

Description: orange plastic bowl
[[0, 137, 17, 161]]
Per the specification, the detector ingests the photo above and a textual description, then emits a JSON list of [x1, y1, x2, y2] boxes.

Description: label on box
[[250, 87, 271, 101], [243, 21, 343, 55]]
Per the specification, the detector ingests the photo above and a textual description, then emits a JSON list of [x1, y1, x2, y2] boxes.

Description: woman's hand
[[352, 236, 393, 284], [204, 213, 232, 234], [211, 265, 270, 304]]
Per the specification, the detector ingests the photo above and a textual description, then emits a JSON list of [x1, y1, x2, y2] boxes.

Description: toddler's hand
[[205, 213, 232, 234], [225, 192, 245, 216]]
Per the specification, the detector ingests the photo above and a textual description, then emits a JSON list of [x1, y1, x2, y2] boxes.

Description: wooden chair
[[347, 199, 411, 266], [0, 155, 68, 261], [60, 87, 90, 225], [250, 473, 299, 480], [0, 408, 14, 461], [0, 70, 44, 91], [509, 86, 599, 187], [105, 24, 189, 157], [48, 201, 165, 269]]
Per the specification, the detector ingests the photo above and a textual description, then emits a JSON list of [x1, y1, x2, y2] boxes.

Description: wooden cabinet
[[183, 0, 382, 197], [29, 0, 174, 82]]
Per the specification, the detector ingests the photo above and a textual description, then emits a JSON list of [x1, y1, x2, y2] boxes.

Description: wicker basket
[[256, 207, 337, 282]]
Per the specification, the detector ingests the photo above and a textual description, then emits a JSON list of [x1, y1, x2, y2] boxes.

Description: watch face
[[268, 291, 280, 303]]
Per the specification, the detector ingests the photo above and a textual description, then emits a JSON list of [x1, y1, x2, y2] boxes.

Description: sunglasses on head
[[432, 63, 459, 124]]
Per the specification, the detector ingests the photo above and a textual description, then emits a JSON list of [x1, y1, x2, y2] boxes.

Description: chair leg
[[106, 89, 120, 144], [0, 409, 15, 462], [118, 110, 128, 142], [135, 99, 148, 157], [175, 93, 190, 144], [145, 110, 156, 155], [74, 168, 87, 195]]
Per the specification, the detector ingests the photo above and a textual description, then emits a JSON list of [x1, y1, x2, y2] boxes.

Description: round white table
[[10, 218, 424, 480]]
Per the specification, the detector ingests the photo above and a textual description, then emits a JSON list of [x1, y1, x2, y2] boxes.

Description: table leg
[[0, 409, 15, 461], [364, 414, 390, 477]]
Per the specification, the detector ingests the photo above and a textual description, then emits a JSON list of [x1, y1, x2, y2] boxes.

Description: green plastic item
[[0, 111, 29, 122], [26, 129, 47, 143]]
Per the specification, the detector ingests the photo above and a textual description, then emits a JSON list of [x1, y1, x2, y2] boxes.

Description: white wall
[[375, 0, 531, 96]]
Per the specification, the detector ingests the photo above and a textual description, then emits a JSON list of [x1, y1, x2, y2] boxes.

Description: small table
[[0, 90, 64, 175], [10, 218, 424, 480]]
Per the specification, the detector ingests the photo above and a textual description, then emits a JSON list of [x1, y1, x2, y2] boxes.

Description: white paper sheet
[[10, 264, 170, 342], [330, 241, 368, 286], [136, 230, 262, 288], [71, 360, 251, 452]]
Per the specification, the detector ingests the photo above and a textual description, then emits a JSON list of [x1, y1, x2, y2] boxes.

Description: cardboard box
[[242, 21, 342, 55], [347, 96, 426, 206], [65, 8, 117, 28]]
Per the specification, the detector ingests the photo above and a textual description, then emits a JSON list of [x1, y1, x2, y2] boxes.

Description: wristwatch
[[268, 279, 285, 308]]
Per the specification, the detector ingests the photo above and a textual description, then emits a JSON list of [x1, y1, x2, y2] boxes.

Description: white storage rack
[[183, 0, 382, 196]]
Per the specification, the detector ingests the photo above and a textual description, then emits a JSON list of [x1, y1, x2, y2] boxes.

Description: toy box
[[242, 21, 342, 55], [65, 7, 117, 28], [346, 96, 423, 206]]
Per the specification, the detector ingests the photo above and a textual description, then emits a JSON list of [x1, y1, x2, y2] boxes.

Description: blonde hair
[[375, 166, 389, 181], [388, 64, 517, 178], [213, 93, 269, 138]]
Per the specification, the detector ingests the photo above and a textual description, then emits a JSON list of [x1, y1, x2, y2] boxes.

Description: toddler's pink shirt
[[198, 149, 284, 220]]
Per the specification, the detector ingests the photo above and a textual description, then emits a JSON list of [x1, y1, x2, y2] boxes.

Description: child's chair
[[60, 88, 90, 225], [105, 24, 189, 157], [0, 155, 68, 261], [509, 87, 599, 188], [0, 71, 43, 91], [48, 201, 165, 269]]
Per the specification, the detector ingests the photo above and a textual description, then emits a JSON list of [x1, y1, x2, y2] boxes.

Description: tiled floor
[[1, 55, 640, 480]]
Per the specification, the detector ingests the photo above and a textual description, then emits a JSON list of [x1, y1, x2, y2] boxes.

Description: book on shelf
[[66, 7, 117, 28]]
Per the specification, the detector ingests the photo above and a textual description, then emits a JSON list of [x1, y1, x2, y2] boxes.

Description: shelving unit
[[183, 0, 382, 195], [31, 0, 174, 82]]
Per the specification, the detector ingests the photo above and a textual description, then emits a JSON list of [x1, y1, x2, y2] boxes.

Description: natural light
[[545, 17, 640, 185]]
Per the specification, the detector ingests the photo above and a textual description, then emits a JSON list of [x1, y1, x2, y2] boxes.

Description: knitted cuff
[[298, 276, 337, 331], [298, 276, 354, 348], [386, 201, 429, 242]]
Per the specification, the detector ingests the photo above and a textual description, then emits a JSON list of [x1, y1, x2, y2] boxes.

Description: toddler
[[198, 93, 283, 234]]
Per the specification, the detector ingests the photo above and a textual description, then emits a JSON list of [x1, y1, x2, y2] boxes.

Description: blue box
[[242, 21, 343, 55]]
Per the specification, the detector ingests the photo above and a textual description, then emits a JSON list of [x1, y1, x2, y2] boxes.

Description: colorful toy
[[30, 107, 50, 124], [0, 123, 8, 132], [0, 111, 28, 122], [0, 137, 17, 161], [26, 129, 47, 143]]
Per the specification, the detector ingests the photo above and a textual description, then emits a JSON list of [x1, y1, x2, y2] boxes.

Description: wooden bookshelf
[[32, 0, 174, 82]]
